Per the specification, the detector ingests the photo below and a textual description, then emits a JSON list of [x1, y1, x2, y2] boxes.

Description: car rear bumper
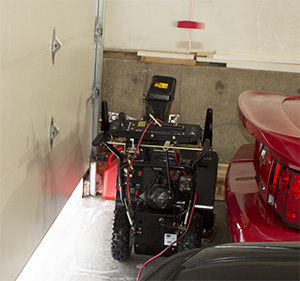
[[225, 144, 300, 242]]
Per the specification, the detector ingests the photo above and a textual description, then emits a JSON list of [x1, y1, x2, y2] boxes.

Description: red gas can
[[102, 147, 122, 200]]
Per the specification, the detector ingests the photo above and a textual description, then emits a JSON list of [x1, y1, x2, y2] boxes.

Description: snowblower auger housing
[[92, 75, 218, 261]]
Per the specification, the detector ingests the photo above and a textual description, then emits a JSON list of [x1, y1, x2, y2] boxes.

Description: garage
[[1, 0, 299, 280]]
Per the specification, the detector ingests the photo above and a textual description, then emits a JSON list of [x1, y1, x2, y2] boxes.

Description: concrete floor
[[17, 182, 230, 281]]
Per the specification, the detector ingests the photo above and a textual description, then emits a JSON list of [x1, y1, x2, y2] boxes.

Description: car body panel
[[141, 242, 300, 281], [238, 91, 300, 169]]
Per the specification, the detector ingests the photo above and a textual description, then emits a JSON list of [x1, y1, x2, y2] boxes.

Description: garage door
[[0, 1, 97, 279]]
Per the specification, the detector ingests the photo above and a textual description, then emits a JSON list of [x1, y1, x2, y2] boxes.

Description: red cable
[[126, 119, 161, 204], [174, 149, 189, 179], [136, 192, 197, 281], [125, 119, 198, 280]]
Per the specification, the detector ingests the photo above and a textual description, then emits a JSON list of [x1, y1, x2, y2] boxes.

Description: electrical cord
[[136, 192, 197, 281], [174, 149, 189, 179], [136, 140, 209, 280], [126, 119, 162, 204], [187, 0, 194, 53], [129, 117, 199, 280]]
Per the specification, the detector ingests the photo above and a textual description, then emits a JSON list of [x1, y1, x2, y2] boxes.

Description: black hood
[[141, 242, 300, 280]]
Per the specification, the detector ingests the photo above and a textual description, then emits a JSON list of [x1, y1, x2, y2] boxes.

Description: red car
[[225, 91, 300, 242]]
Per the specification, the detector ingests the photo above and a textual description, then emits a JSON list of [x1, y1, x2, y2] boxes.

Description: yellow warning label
[[137, 121, 146, 127], [154, 82, 168, 89]]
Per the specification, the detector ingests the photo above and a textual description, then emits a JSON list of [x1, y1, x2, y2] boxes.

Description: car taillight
[[285, 173, 300, 225], [268, 161, 300, 229]]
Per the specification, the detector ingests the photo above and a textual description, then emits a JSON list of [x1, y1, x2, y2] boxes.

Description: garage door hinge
[[91, 87, 100, 105], [94, 22, 103, 38], [50, 117, 60, 150], [51, 29, 62, 65]]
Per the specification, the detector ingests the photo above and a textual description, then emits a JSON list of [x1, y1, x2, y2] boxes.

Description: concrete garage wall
[[101, 53, 300, 163]]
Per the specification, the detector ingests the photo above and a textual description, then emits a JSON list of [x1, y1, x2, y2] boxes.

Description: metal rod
[[107, 141, 203, 151], [89, 0, 104, 196]]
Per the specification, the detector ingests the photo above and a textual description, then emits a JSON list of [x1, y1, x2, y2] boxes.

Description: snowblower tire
[[111, 207, 132, 261]]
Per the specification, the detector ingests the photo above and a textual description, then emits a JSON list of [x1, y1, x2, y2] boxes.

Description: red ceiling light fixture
[[177, 20, 205, 29]]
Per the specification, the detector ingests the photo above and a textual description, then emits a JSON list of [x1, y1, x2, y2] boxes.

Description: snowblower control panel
[[108, 117, 203, 143]]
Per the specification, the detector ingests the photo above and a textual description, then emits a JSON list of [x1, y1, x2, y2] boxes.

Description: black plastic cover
[[145, 76, 176, 121], [141, 242, 300, 281]]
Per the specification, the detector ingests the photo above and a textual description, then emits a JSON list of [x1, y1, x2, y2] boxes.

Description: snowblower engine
[[93, 75, 218, 261]]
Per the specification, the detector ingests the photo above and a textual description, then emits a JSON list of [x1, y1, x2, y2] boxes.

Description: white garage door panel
[[1, 1, 96, 66], [0, 132, 91, 280], [0, 0, 97, 280], [0, 33, 94, 189]]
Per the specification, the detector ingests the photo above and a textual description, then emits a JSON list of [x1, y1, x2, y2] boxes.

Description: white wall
[[103, 0, 300, 60]]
